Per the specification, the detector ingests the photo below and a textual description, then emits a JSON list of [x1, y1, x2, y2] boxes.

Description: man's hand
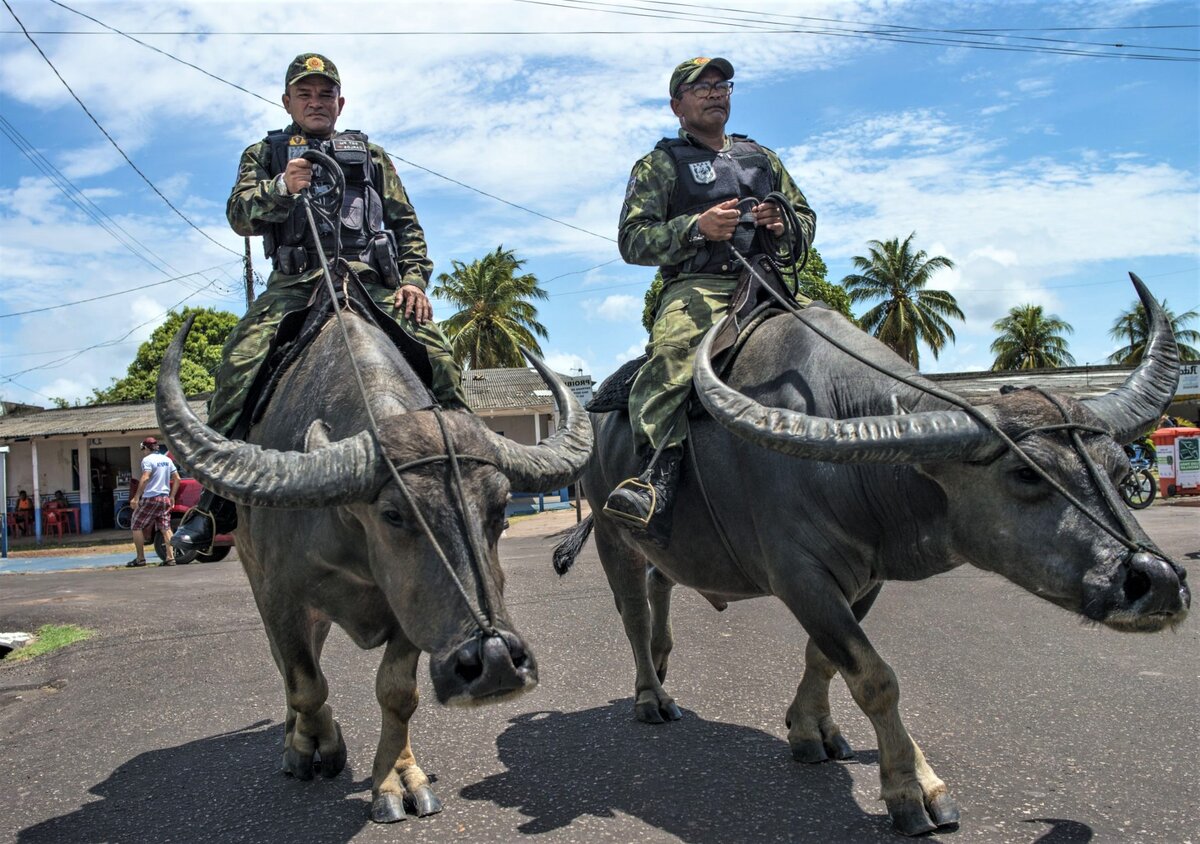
[[394, 284, 432, 324], [752, 200, 785, 236], [696, 198, 741, 241], [283, 158, 314, 194]]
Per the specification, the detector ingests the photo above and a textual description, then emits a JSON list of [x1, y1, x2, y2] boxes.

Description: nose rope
[[726, 243, 1174, 564], [297, 155, 499, 638]]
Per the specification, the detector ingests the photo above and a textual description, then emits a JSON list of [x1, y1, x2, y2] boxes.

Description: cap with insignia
[[286, 53, 340, 88], [669, 56, 734, 98]]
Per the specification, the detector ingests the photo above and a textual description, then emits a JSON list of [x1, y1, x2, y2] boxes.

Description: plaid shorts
[[131, 495, 172, 532]]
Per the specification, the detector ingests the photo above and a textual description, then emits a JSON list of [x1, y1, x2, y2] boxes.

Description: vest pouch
[[341, 193, 365, 231], [274, 245, 310, 276], [364, 231, 403, 288]]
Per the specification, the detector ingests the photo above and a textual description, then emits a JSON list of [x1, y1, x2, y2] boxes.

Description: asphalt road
[[1, 505, 1196, 844]]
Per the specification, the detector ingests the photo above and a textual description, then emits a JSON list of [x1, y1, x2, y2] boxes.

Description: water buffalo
[[558, 273, 1188, 835], [156, 299, 591, 823]]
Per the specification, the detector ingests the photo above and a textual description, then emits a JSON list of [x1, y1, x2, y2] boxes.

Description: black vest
[[263, 129, 384, 261], [656, 134, 774, 279]]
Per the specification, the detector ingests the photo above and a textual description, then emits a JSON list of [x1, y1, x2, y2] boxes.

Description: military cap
[[669, 56, 734, 98], [286, 53, 340, 88]]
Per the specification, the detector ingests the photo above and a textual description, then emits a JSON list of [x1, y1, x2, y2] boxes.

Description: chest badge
[[688, 161, 717, 184]]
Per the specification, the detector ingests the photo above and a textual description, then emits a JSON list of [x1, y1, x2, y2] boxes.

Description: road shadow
[[17, 721, 373, 844], [462, 700, 898, 842]]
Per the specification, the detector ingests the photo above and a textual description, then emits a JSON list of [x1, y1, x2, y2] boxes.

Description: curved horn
[[693, 315, 1002, 464], [1082, 273, 1180, 444], [483, 348, 594, 491], [156, 315, 384, 507]]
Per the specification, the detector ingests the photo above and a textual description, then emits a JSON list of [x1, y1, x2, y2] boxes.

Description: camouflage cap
[[669, 56, 734, 97], [286, 53, 340, 88]]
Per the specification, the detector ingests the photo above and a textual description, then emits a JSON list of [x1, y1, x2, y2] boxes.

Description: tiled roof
[[0, 400, 210, 439], [928, 364, 1134, 403], [464, 368, 578, 412]]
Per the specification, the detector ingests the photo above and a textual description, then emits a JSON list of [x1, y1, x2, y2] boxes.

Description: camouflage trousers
[[206, 263, 468, 437], [627, 274, 740, 452]]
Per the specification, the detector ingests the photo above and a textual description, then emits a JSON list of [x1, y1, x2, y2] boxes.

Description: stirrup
[[603, 476, 657, 529], [173, 506, 215, 556]]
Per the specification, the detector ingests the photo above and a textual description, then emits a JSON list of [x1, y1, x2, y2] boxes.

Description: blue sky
[[1, 0, 1197, 406]]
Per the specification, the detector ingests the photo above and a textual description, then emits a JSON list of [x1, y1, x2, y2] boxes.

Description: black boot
[[171, 491, 237, 555], [604, 447, 683, 547]]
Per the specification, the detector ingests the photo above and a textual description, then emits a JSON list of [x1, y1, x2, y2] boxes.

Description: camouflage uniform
[[620, 129, 816, 451], [208, 124, 468, 436]]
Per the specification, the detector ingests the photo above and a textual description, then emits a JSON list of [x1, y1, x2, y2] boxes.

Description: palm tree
[[842, 233, 962, 368], [989, 304, 1076, 370], [1107, 299, 1200, 364], [432, 246, 549, 368]]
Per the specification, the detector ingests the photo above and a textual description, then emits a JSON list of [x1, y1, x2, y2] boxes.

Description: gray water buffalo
[[157, 302, 591, 823], [557, 273, 1188, 835]]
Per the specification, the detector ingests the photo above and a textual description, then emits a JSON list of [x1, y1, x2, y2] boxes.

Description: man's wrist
[[685, 218, 706, 245], [272, 173, 290, 197]]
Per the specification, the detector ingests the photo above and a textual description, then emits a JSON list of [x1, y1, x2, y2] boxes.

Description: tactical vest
[[262, 129, 384, 266], [656, 134, 774, 280]]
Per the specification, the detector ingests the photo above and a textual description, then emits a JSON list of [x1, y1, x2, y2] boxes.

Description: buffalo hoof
[[827, 733, 855, 761], [318, 723, 347, 778], [790, 739, 829, 763], [407, 784, 443, 817], [927, 791, 961, 828], [634, 692, 682, 724], [371, 792, 409, 824], [887, 798, 938, 837], [282, 747, 314, 781]]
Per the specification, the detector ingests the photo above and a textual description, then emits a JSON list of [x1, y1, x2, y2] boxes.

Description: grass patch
[[6, 624, 94, 662]]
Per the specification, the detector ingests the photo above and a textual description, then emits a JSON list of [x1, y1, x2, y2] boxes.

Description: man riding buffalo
[[605, 57, 817, 546], [173, 52, 469, 555]]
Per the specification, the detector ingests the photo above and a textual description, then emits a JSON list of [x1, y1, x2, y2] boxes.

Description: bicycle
[[1119, 442, 1157, 510]]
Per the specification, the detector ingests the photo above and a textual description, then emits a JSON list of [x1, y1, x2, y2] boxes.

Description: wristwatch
[[273, 173, 290, 197], [687, 220, 706, 245]]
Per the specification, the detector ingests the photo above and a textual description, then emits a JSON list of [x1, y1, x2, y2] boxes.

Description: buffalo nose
[[452, 631, 536, 696], [1123, 551, 1186, 611]]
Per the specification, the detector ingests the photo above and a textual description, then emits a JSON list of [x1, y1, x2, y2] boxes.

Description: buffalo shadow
[[461, 700, 899, 843], [18, 721, 372, 844]]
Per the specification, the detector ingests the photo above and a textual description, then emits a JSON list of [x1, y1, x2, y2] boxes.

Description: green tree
[[91, 307, 238, 404], [1107, 299, 1200, 364], [989, 304, 1076, 370], [842, 233, 961, 368], [638, 246, 850, 334], [432, 246, 549, 368], [791, 247, 852, 318]]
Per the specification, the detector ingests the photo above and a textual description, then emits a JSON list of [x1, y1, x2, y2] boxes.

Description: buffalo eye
[[382, 509, 405, 527], [1014, 466, 1041, 485]]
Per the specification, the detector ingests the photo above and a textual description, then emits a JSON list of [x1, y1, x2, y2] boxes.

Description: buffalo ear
[[304, 419, 333, 452]]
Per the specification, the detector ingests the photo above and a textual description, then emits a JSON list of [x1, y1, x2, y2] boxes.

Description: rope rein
[[725, 240, 1168, 563], [298, 153, 499, 637]]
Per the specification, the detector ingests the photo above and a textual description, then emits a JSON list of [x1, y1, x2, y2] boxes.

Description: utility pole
[[243, 237, 255, 306]]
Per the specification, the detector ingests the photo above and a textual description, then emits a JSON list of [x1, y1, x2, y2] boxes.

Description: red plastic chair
[[44, 509, 65, 538]]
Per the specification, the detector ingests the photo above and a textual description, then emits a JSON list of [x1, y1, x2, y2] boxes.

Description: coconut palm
[[842, 233, 962, 368], [989, 304, 1076, 370], [432, 246, 549, 369], [1107, 299, 1200, 364]]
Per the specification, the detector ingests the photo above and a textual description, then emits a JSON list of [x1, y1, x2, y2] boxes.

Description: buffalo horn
[[156, 315, 384, 508], [1081, 273, 1180, 444], [482, 348, 594, 491], [693, 316, 1003, 464]]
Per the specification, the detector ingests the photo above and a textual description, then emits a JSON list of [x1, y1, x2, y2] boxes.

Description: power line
[[0, 262, 241, 318], [44, 0, 617, 245], [515, 0, 1199, 61], [0, 113, 184, 278], [2, 0, 244, 257]]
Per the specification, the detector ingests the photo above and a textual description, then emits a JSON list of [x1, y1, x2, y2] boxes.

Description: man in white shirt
[[127, 437, 181, 567]]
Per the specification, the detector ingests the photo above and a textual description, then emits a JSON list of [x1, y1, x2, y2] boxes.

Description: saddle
[[587, 254, 811, 414], [235, 264, 436, 436]]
